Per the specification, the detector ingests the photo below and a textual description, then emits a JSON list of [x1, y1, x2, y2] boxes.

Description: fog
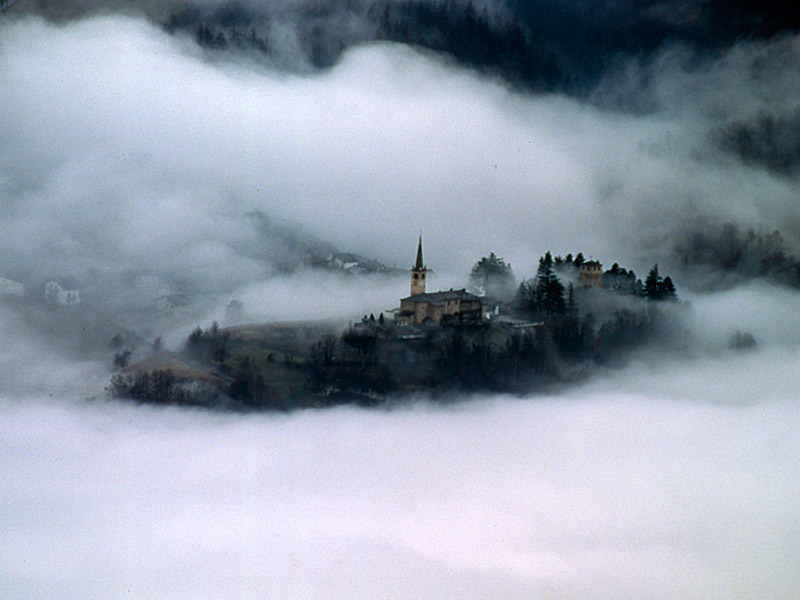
[[3, 13, 800, 298], [2, 347, 800, 599], [2, 5, 800, 598]]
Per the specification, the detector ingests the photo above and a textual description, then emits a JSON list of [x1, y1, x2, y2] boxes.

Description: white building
[[44, 280, 80, 305], [0, 277, 24, 297]]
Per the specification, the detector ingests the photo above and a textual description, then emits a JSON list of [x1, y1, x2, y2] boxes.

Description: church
[[395, 237, 485, 326]]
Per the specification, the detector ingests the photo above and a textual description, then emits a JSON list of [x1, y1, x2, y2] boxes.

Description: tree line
[[674, 222, 800, 289]]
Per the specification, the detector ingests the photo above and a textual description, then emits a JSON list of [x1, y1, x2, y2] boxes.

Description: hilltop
[[107, 245, 708, 411]]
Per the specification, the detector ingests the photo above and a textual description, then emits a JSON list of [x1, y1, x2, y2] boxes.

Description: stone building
[[397, 289, 484, 325], [409, 235, 427, 296], [578, 260, 603, 289]]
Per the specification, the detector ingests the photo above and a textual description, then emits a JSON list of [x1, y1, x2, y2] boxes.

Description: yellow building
[[398, 289, 485, 325], [397, 237, 484, 325], [578, 260, 603, 288]]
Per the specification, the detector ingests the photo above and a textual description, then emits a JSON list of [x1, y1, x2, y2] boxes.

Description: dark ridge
[[711, 108, 800, 176]]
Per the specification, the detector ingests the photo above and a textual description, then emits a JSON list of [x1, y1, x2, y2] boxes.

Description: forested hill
[[505, 0, 800, 88], [162, 0, 565, 90], [157, 0, 800, 95], [12, 0, 800, 94]]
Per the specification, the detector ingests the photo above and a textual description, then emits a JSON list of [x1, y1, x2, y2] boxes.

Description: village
[[104, 236, 684, 409], [0, 232, 683, 409]]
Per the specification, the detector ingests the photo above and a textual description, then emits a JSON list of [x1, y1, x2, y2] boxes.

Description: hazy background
[[3, 9, 800, 294], [2, 1, 800, 598]]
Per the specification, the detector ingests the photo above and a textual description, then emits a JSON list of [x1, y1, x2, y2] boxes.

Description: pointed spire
[[410, 234, 427, 296], [414, 234, 424, 270]]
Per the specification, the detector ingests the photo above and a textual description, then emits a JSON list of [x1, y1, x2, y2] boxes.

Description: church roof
[[414, 235, 425, 270], [400, 289, 481, 305]]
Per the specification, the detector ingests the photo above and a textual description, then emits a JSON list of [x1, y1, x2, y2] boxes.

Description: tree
[[662, 276, 677, 300], [565, 283, 578, 318], [604, 262, 637, 293], [728, 329, 756, 350], [517, 253, 566, 320], [228, 356, 273, 408], [107, 369, 194, 405], [514, 280, 535, 314], [113, 349, 131, 369], [534, 252, 565, 319], [468, 252, 515, 299], [196, 24, 214, 47], [644, 264, 663, 299], [342, 328, 378, 369], [644, 264, 679, 301]]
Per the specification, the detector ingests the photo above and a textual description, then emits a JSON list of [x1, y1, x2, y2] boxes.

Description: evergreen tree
[[644, 264, 679, 301], [644, 264, 663, 299], [662, 276, 678, 300], [534, 252, 565, 319], [545, 277, 565, 318], [565, 283, 578, 317], [196, 24, 213, 47]]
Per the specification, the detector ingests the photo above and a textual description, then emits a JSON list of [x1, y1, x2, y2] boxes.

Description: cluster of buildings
[[0, 276, 81, 306], [313, 252, 400, 276], [394, 237, 604, 326], [44, 280, 81, 306]]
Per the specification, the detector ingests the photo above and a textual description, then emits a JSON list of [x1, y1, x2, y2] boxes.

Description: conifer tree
[[534, 252, 565, 319], [565, 283, 578, 317], [644, 264, 662, 299], [662, 276, 678, 300]]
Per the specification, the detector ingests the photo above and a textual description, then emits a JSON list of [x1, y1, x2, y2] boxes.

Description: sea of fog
[[2, 347, 799, 600]]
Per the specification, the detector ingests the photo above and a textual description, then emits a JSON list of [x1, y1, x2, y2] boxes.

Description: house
[[578, 260, 603, 289], [44, 280, 80, 305], [0, 276, 24, 297], [314, 252, 399, 275], [397, 288, 485, 325], [396, 236, 485, 325]]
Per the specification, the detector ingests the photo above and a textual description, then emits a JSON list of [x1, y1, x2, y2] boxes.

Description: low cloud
[[3, 15, 800, 296], [2, 348, 800, 598]]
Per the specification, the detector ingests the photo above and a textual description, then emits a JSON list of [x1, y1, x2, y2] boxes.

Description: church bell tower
[[410, 235, 427, 296]]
